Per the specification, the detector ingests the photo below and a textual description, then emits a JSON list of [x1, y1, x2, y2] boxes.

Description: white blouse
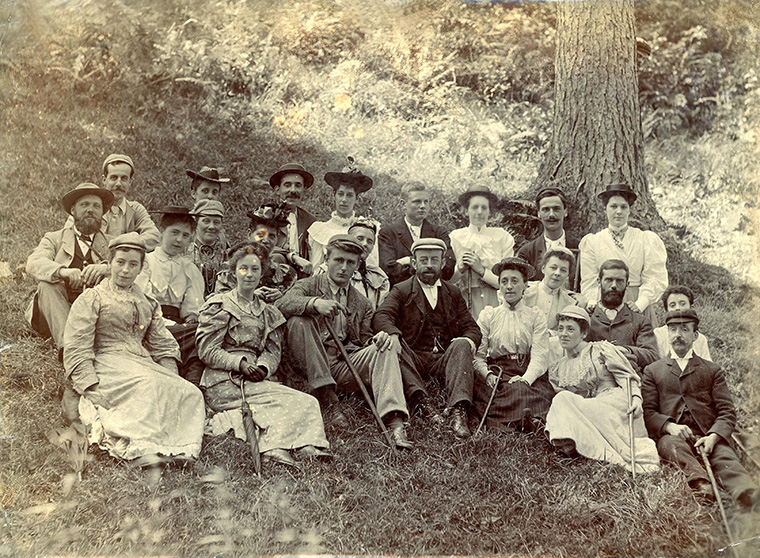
[[135, 247, 205, 322], [450, 225, 515, 289], [307, 212, 380, 271]]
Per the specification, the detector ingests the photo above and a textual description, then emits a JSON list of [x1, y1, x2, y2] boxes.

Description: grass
[[1, 0, 759, 556]]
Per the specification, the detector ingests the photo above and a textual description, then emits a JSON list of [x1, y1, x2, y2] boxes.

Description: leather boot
[[450, 403, 471, 438]]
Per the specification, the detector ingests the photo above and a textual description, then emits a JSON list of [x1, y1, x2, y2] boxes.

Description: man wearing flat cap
[[642, 310, 760, 510], [65, 154, 161, 251], [276, 234, 413, 449], [268, 163, 316, 277], [26, 183, 114, 350], [373, 237, 482, 438]]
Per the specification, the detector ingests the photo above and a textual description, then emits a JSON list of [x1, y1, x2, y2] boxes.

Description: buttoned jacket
[[588, 303, 659, 372], [378, 218, 455, 285], [26, 225, 110, 284]]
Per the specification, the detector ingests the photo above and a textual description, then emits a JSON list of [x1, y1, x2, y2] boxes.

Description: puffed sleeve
[[579, 233, 599, 307], [181, 260, 206, 320], [523, 309, 550, 385], [473, 306, 494, 380], [196, 296, 242, 373], [63, 289, 101, 394], [142, 294, 181, 365], [636, 231, 668, 312], [595, 341, 641, 399]]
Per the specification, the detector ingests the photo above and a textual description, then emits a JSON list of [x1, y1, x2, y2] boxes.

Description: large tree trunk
[[533, 0, 662, 235]]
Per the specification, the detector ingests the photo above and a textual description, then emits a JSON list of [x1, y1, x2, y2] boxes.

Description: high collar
[[467, 223, 488, 234], [154, 246, 183, 261]]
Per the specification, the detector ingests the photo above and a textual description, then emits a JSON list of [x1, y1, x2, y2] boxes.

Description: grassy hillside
[[1, 0, 759, 556]]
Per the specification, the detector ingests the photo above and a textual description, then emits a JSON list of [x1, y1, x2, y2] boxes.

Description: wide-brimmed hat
[[269, 163, 314, 190], [186, 166, 230, 185], [458, 184, 499, 208], [597, 183, 637, 205], [61, 183, 115, 215], [191, 199, 225, 218], [491, 257, 535, 281], [411, 238, 447, 254], [247, 204, 289, 228], [324, 156, 373, 194], [664, 309, 699, 327], [557, 305, 590, 325], [102, 153, 134, 176], [149, 206, 193, 218], [109, 232, 146, 253]]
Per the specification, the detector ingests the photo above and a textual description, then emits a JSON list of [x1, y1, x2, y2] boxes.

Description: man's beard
[[417, 269, 441, 286], [600, 288, 625, 309], [75, 214, 101, 235]]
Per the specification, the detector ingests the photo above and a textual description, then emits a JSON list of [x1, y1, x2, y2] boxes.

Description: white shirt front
[[544, 231, 567, 252], [419, 278, 441, 309], [670, 348, 695, 372], [405, 217, 422, 241]]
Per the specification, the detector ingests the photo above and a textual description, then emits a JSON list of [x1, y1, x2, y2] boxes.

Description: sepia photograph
[[1, 0, 759, 556]]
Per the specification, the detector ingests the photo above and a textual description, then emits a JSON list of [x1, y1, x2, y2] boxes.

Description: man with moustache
[[378, 182, 455, 286], [373, 238, 482, 438], [275, 234, 413, 449], [586, 259, 658, 373], [268, 163, 316, 277], [517, 187, 579, 285], [642, 309, 759, 509]]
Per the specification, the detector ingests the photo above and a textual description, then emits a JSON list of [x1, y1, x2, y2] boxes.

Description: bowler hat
[[102, 153, 134, 176], [109, 232, 146, 253], [597, 183, 637, 205], [269, 163, 314, 190], [664, 309, 699, 327], [324, 156, 373, 194], [61, 183, 115, 215], [557, 305, 591, 324], [458, 184, 499, 208], [491, 257, 535, 281], [191, 199, 225, 218], [411, 238, 447, 254], [186, 166, 230, 185], [247, 204, 289, 228]]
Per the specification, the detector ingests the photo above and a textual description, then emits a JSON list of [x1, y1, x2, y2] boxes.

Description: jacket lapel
[[592, 305, 611, 325], [410, 277, 427, 316], [398, 219, 414, 251]]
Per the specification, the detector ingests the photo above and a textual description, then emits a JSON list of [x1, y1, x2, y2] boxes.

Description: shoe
[[413, 397, 444, 426], [390, 423, 414, 449], [325, 405, 350, 429], [692, 480, 716, 504], [298, 445, 334, 461], [449, 404, 471, 438], [263, 449, 300, 469], [520, 408, 536, 433]]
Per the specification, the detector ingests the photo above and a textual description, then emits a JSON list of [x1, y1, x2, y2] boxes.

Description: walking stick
[[466, 268, 473, 311], [626, 376, 636, 479], [228, 372, 261, 475], [475, 365, 504, 436], [699, 447, 739, 558], [322, 318, 399, 456], [732, 432, 760, 472]]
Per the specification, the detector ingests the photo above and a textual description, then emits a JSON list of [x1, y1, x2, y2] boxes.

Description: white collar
[[418, 278, 441, 290], [405, 217, 423, 230], [670, 348, 694, 361], [467, 223, 488, 234], [544, 230, 566, 245]]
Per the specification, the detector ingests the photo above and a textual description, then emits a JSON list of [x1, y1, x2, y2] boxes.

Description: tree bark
[[533, 0, 662, 235]]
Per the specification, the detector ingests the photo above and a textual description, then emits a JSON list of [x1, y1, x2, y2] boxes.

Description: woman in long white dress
[[545, 305, 660, 474], [64, 233, 205, 468], [449, 184, 514, 320]]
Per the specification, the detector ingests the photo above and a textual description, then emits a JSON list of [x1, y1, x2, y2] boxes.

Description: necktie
[[609, 227, 628, 250]]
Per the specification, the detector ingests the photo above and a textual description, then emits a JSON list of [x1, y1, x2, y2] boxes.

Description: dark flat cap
[[665, 309, 699, 326]]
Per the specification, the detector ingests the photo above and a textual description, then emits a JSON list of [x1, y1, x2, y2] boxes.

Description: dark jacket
[[588, 303, 659, 372], [372, 276, 481, 350], [516, 231, 579, 286], [275, 273, 372, 353], [378, 218, 455, 285], [641, 355, 736, 442]]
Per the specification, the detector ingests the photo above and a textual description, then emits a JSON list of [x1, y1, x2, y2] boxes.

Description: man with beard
[[378, 182, 455, 286], [517, 187, 579, 286], [373, 238, 482, 438], [587, 259, 658, 373], [268, 163, 316, 277], [642, 309, 759, 509]]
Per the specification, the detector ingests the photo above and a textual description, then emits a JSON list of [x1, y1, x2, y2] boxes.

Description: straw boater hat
[[61, 183, 115, 215], [268, 163, 315, 189], [324, 156, 373, 194], [457, 184, 499, 208], [191, 199, 225, 218], [491, 257, 536, 281], [186, 166, 230, 185], [108, 232, 147, 253], [597, 183, 637, 205], [101, 154, 134, 176]]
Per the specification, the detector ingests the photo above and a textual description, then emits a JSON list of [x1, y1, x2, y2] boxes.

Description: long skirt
[[472, 357, 555, 428], [203, 374, 329, 454], [545, 387, 660, 474], [78, 352, 206, 461]]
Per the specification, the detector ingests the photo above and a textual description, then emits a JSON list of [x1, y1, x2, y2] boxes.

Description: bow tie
[[78, 234, 93, 243]]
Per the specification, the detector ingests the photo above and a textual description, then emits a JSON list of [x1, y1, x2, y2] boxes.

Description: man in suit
[[276, 234, 412, 448], [517, 187, 578, 285], [642, 309, 759, 509], [378, 182, 455, 286], [373, 238, 482, 438], [269, 163, 316, 277], [587, 259, 658, 373]]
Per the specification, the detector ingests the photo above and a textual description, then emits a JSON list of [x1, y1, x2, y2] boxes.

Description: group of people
[[24, 153, 758, 511]]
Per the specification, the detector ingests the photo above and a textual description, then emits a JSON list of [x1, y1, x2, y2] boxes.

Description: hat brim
[[61, 188, 115, 215], [269, 169, 314, 189], [324, 172, 373, 194], [458, 190, 500, 208], [150, 206, 193, 218], [598, 190, 637, 204], [247, 213, 287, 229], [186, 170, 231, 184], [491, 259, 535, 281]]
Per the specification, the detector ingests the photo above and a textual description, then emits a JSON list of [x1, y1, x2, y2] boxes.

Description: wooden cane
[[466, 268, 473, 311], [322, 318, 399, 456], [626, 376, 636, 480], [475, 365, 504, 436], [699, 447, 739, 558]]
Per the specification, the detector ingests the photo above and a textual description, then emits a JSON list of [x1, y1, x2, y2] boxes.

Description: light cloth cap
[[109, 232, 146, 253], [191, 199, 225, 218], [411, 238, 446, 253], [557, 305, 590, 324], [102, 154, 135, 176]]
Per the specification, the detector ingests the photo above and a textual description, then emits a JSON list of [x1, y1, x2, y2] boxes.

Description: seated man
[[373, 238, 482, 438], [275, 234, 412, 449], [642, 309, 758, 509], [586, 259, 658, 373], [315, 217, 390, 310], [653, 286, 712, 360], [523, 247, 584, 331], [135, 206, 205, 384], [378, 182, 455, 286]]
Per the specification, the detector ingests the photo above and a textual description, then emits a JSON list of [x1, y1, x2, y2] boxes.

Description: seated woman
[[450, 184, 514, 320], [545, 305, 659, 473], [197, 242, 330, 467], [190, 199, 228, 299], [523, 248, 585, 331], [472, 257, 555, 431], [64, 233, 205, 468], [308, 157, 380, 271], [135, 206, 205, 384], [579, 183, 667, 319]]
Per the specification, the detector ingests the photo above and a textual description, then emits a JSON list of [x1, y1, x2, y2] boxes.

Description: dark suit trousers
[[398, 338, 475, 409], [657, 435, 756, 501]]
